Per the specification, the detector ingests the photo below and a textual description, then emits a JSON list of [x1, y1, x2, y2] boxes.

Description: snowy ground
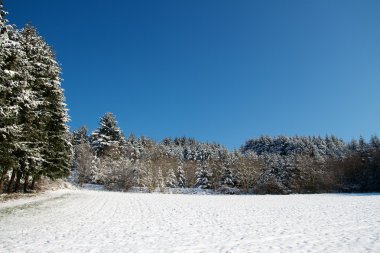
[[1, 190, 380, 253]]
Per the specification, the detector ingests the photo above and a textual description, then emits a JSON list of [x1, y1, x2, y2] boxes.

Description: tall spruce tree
[[11, 24, 46, 192], [0, 1, 39, 192], [0, 0, 23, 192], [20, 25, 71, 181], [90, 112, 125, 156]]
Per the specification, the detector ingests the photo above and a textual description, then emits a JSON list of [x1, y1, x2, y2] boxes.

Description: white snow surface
[[1, 190, 380, 253]]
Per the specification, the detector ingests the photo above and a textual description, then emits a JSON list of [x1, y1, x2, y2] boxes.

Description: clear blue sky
[[6, 0, 380, 149]]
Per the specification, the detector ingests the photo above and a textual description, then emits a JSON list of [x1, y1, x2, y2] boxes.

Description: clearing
[[1, 189, 380, 252]]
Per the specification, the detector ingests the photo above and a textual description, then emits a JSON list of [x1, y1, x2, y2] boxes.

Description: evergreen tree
[[0, 1, 22, 192], [348, 139, 359, 152], [0, 0, 4, 27], [72, 125, 89, 146], [12, 24, 51, 192], [195, 161, 212, 189], [165, 167, 177, 188], [370, 135, 380, 152], [21, 25, 71, 181], [176, 162, 186, 188], [220, 165, 234, 187], [358, 136, 367, 155], [0, 4, 41, 192], [90, 112, 125, 156], [0, 4, 72, 192], [89, 156, 102, 184]]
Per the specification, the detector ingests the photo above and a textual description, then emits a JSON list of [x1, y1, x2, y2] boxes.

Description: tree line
[[1, 1, 379, 195], [0, 1, 71, 193], [72, 112, 380, 194]]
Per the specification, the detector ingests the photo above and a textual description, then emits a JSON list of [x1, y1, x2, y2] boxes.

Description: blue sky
[[6, 0, 380, 149]]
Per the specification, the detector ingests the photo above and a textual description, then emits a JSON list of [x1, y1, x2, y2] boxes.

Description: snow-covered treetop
[[72, 125, 89, 146], [159, 136, 228, 161], [90, 112, 126, 155], [21, 24, 60, 79], [241, 135, 348, 160], [0, 0, 7, 28]]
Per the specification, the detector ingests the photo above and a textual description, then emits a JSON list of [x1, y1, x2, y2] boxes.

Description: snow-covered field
[[1, 190, 380, 253]]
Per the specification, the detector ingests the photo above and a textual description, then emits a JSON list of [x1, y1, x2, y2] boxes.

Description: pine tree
[[0, 0, 6, 30], [166, 167, 177, 188], [0, 2, 34, 192], [1, 5, 72, 192], [176, 162, 186, 188], [0, 0, 21, 192], [358, 136, 367, 154], [89, 156, 101, 184], [20, 25, 71, 181], [12, 24, 50, 192], [72, 125, 89, 146], [90, 112, 125, 156], [195, 161, 212, 189], [370, 135, 380, 152], [220, 165, 234, 187], [348, 139, 359, 153]]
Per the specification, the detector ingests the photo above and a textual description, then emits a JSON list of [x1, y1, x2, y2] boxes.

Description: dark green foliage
[[21, 25, 71, 180], [0, 4, 71, 193]]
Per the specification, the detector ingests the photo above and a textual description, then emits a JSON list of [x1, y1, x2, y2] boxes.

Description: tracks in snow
[[1, 190, 380, 252]]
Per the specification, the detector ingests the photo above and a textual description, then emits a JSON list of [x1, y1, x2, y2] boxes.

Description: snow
[[1, 190, 380, 252]]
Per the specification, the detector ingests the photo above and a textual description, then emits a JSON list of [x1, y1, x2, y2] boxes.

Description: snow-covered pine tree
[[72, 125, 89, 146], [220, 165, 234, 187], [370, 135, 380, 153], [0, 1, 22, 193], [165, 167, 177, 188], [195, 161, 212, 189], [90, 112, 125, 156], [0, 0, 7, 26], [89, 156, 102, 184], [20, 25, 71, 181], [0, 4, 42, 193], [12, 24, 50, 192], [176, 162, 186, 188], [358, 136, 368, 156]]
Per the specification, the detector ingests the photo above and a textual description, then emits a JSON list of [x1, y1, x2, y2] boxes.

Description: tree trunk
[[14, 159, 27, 193], [14, 169, 23, 193], [23, 173, 30, 193], [0, 168, 8, 194], [7, 168, 16, 193], [31, 176, 36, 190]]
